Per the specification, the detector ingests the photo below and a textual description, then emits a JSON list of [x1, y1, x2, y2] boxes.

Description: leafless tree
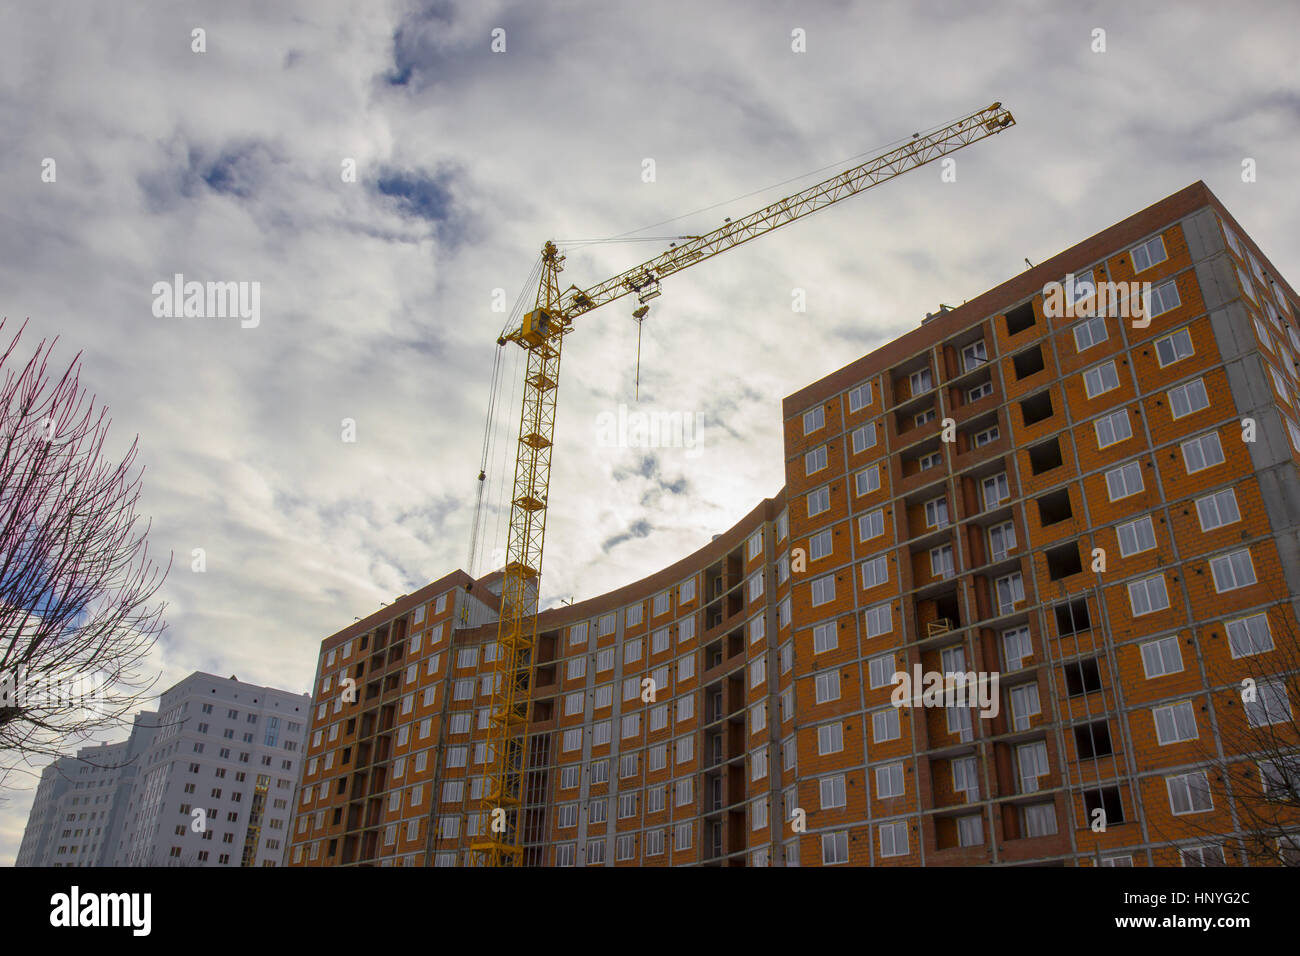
[[0, 319, 169, 787], [1150, 603, 1300, 866]]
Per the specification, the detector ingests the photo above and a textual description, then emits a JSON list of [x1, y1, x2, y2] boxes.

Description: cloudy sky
[[1, 0, 1297, 863]]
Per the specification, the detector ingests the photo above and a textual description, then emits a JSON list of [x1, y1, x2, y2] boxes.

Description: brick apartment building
[[288, 181, 1300, 867]]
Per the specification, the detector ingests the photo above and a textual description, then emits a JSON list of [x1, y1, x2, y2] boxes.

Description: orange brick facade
[[288, 181, 1300, 866]]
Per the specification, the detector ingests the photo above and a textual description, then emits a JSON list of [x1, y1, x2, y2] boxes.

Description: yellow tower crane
[[470, 101, 1015, 866]]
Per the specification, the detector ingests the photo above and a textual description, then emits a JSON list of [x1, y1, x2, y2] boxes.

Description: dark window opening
[[1037, 488, 1073, 526], [1020, 389, 1053, 425], [1006, 301, 1036, 335], [1075, 721, 1114, 759], [1063, 657, 1102, 697], [1046, 543, 1083, 580], [1054, 598, 1091, 635], [1028, 437, 1063, 475], [1013, 345, 1046, 380], [1083, 785, 1124, 825]]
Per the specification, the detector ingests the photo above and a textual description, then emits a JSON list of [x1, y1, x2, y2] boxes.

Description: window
[[1156, 327, 1194, 367], [957, 814, 984, 847], [915, 408, 936, 428], [679, 579, 696, 603], [860, 555, 888, 589], [848, 382, 873, 412], [596, 647, 614, 672], [616, 835, 635, 861], [624, 638, 643, 664], [1130, 234, 1167, 272], [868, 654, 895, 690], [1227, 613, 1274, 658], [806, 621, 837, 658], [924, 497, 949, 529], [820, 774, 847, 809], [973, 426, 1000, 447], [1196, 489, 1240, 531], [1083, 361, 1119, 398], [875, 762, 905, 798], [1117, 515, 1156, 557], [1182, 432, 1225, 473], [1094, 409, 1132, 448], [1167, 771, 1212, 815], [879, 822, 908, 858], [1009, 684, 1040, 731], [625, 604, 642, 627], [1016, 741, 1050, 793], [1154, 701, 1198, 744], [864, 602, 891, 638], [988, 521, 1016, 561], [1002, 627, 1032, 670], [1147, 278, 1181, 317], [909, 368, 933, 394], [805, 445, 827, 475], [809, 528, 833, 561], [858, 508, 884, 540], [1141, 635, 1183, 678], [815, 670, 841, 704], [822, 831, 849, 865], [918, 451, 942, 471], [1105, 460, 1144, 500], [811, 575, 835, 607], [962, 340, 988, 371], [873, 708, 900, 742], [856, 466, 881, 496], [852, 423, 878, 454], [1181, 845, 1226, 867], [1245, 681, 1290, 728], [930, 544, 955, 579], [968, 380, 994, 403], [807, 487, 830, 517], [818, 722, 843, 755], [566, 657, 585, 680], [995, 572, 1024, 615], [748, 573, 764, 602], [803, 407, 825, 434], [1073, 315, 1107, 352], [1023, 803, 1057, 837], [977, 476, 1009, 514], [1209, 548, 1256, 593], [1168, 378, 1210, 419], [1128, 574, 1170, 616], [749, 656, 767, 689], [952, 757, 980, 800], [598, 613, 616, 636]]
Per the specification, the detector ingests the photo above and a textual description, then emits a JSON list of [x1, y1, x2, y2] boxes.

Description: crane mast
[[470, 101, 1015, 867]]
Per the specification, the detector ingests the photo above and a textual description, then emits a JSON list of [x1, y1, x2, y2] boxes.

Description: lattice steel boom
[[470, 101, 1015, 866]]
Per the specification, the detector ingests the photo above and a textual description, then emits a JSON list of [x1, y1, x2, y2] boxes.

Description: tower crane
[[470, 102, 1015, 866]]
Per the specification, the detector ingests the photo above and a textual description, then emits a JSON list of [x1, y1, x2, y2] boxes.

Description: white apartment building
[[16, 671, 310, 867], [15, 710, 155, 866]]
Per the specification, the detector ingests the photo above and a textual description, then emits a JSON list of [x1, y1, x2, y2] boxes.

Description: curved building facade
[[290, 182, 1300, 867]]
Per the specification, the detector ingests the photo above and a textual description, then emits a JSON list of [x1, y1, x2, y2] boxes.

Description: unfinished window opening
[[1083, 786, 1124, 825], [1054, 598, 1091, 635], [1028, 437, 1063, 475], [1005, 301, 1036, 336], [1063, 657, 1102, 697], [1013, 344, 1045, 380], [1075, 721, 1114, 759], [1037, 488, 1073, 526], [1020, 389, 1053, 425], [1046, 543, 1083, 580]]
